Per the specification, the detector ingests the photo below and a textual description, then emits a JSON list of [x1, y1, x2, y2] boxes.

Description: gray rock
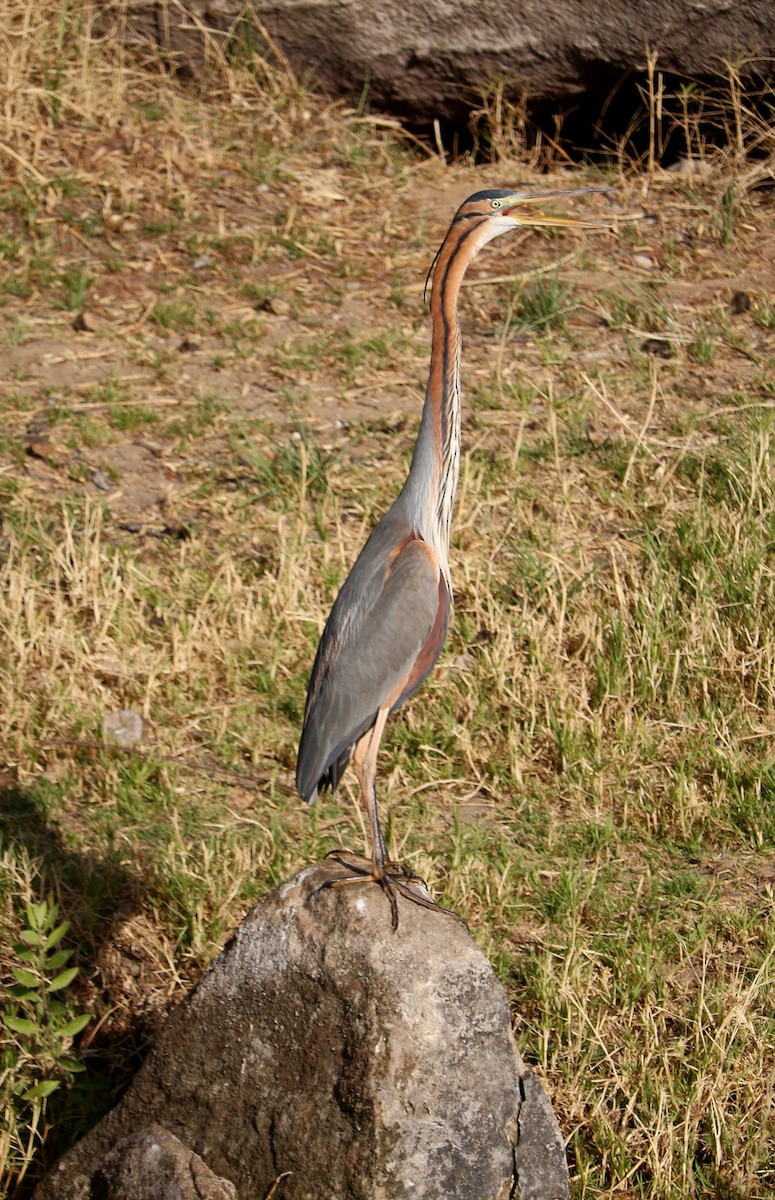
[[35, 860, 568, 1200], [114, 0, 773, 120], [92, 1125, 237, 1199], [515, 1072, 569, 1200]]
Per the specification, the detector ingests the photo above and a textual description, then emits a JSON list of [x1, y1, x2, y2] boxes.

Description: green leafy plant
[[3, 900, 89, 1103]]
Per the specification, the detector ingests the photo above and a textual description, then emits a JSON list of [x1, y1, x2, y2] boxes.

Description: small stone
[[730, 291, 750, 315], [666, 156, 714, 177], [72, 310, 97, 332], [578, 348, 618, 363], [26, 439, 68, 467], [103, 709, 146, 748], [641, 338, 673, 358], [633, 253, 655, 270], [255, 295, 291, 316], [90, 469, 113, 492], [26, 411, 52, 438], [193, 255, 214, 270]]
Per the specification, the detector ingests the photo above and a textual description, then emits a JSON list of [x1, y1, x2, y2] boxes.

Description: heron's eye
[[490, 199, 502, 209]]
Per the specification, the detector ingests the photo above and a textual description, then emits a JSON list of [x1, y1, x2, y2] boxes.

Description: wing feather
[[296, 533, 445, 802]]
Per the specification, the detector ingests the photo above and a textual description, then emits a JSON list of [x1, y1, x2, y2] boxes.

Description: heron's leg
[[315, 710, 466, 930], [353, 709, 465, 928], [353, 706, 390, 873], [322, 713, 390, 874]]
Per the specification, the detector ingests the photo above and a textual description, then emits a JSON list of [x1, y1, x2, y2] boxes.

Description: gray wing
[[296, 531, 443, 802]]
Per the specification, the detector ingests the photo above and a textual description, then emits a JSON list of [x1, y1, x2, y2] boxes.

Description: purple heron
[[297, 186, 604, 927]]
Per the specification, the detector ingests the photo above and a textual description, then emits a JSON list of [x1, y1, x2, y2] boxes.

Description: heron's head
[[454, 186, 610, 242], [424, 184, 611, 301]]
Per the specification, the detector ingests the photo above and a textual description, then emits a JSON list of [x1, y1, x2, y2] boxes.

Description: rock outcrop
[[35, 859, 568, 1200], [116, 0, 774, 120]]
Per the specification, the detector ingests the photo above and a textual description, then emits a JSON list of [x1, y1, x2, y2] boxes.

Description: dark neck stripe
[[428, 217, 485, 507]]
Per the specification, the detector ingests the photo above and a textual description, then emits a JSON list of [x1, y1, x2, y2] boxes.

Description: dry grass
[[1, 3, 775, 1196]]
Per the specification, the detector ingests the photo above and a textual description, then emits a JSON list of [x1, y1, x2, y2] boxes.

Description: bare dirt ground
[[3, 144, 773, 535]]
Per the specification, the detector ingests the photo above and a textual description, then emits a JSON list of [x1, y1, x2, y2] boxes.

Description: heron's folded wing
[[296, 538, 441, 799]]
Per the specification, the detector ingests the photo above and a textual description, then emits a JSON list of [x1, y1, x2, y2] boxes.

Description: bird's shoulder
[[325, 504, 405, 604]]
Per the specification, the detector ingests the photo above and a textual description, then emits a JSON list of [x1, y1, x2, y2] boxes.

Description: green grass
[[1, 20, 775, 1199], [688, 323, 718, 365], [8, 386, 771, 1196], [150, 300, 197, 331], [753, 298, 775, 331], [513, 273, 576, 333]]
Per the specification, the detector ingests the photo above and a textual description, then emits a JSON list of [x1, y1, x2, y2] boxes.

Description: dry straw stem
[[0, 0, 316, 190], [589, 52, 775, 191]]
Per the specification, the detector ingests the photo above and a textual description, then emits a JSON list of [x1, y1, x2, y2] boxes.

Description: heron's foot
[[372, 866, 467, 933], [323, 847, 420, 880], [322, 848, 373, 877], [314, 851, 465, 932]]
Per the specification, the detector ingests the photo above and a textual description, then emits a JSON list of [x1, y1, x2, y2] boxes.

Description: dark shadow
[[0, 779, 155, 1197], [405, 66, 775, 171], [0, 778, 140, 967]]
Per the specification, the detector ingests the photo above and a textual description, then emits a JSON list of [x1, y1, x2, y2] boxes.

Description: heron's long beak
[[504, 186, 612, 229]]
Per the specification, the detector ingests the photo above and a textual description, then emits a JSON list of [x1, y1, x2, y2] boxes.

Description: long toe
[[325, 848, 373, 875], [309, 857, 465, 932], [376, 871, 400, 931], [387, 872, 468, 929]]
